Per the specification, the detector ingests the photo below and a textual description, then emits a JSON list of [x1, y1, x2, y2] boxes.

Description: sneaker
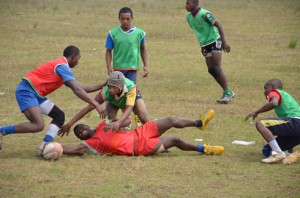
[[261, 151, 286, 164], [134, 115, 142, 127], [37, 142, 46, 157], [0, 133, 3, 150], [282, 151, 300, 165], [217, 91, 235, 104], [199, 109, 215, 130], [204, 144, 224, 155]]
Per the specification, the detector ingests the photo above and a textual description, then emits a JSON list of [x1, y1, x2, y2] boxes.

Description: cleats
[[37, 142, 46, 157], [217, 91, 235, 104], [282, 151, 300, 165], [199, 110, 215, 130], [204, 144, 224, 155], [261, 151, 286, 164]]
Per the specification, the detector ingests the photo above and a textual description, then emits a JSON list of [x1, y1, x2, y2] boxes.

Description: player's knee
[[33, 122, 45, 132], [48, 106, 65, 128], [166, 117, 177, 125], [208, 67, 218, 78]]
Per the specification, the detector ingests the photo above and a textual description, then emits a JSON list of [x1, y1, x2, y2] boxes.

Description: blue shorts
[[15, 80, 48, 112]]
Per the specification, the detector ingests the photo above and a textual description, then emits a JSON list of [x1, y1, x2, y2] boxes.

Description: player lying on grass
[[245, 78, 300, 164], [62, 110, 225, 156]]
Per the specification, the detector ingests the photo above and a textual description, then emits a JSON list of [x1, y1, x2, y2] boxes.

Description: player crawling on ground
[[62, 110, 225, 156]]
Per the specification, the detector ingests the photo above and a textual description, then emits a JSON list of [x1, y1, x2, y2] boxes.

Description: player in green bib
[[59, 71, 149, 135], [245, 79, 300, 164], [105, 7, 148, 127], [185, 0, 235, 104]]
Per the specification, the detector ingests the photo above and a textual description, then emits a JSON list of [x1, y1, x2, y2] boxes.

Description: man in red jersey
[[0, 46, 106, 156], [62, 110, 224, 156]]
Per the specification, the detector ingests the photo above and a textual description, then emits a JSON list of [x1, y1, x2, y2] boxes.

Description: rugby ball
[[43, 142, 63, 160]]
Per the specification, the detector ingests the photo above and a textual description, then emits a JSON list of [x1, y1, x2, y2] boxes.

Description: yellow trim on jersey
[[126, 86, 136, 106]]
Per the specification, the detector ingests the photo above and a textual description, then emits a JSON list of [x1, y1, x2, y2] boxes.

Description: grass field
[[0, 0, 300, 197]]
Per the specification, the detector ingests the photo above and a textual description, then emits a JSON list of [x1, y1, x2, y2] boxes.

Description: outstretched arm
[[62, 143, 89, 155], [82, 81, 107, 93], [245, 97, 279, 121], [59, 104, 95, 137], [65, 80, 107, 119]]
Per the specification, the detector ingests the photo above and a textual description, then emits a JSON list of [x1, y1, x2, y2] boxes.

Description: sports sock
[[42, 123, 59, 142], [0, 125, 16, 135], [195, 120, 202, 128], [196, 144, 204, 153], [268, 139, 283, 153], [224, 88, 232, 96]]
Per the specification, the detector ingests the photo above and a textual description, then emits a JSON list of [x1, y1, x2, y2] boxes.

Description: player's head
[[186, 0, 199, 12], [107, 71, 125, 95], [118, 7, 133, 30], [264, 78, 282, 97], [63, 45, 81, 68], [74, 124, 95, 140]]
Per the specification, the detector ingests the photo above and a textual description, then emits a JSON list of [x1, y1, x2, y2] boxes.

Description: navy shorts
[[260, 117, 300, 152]]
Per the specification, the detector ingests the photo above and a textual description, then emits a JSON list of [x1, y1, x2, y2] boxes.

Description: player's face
[[119, 12, 133, 31], [186, 0, 197, 12], [108, 85, 121, 96], [69, 54, 81, 68], [76, 125, 94, 140]]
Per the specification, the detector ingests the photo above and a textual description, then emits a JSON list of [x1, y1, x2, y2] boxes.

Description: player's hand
[[107, 67, 114, 76], [58, 124, 72, 137], [95, 105, 107, 119], [142, 66, 149, 78], [104, 122, 120, 132], [222, 42, 231, 53], [245, 112, 258, 122], [201, 48, 207, 56]]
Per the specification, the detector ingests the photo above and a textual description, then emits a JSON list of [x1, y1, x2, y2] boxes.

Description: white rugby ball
[[43, 142, 63, 160]]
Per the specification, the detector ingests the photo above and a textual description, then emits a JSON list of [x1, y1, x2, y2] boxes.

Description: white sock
[[46, 123, 59, 139], [268, 140, 283, 153]]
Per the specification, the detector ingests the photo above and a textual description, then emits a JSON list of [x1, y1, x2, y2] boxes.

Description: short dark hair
[[268, 78, 283, 89], [63, 45, 80, 57], [119, 7, 133, 18]]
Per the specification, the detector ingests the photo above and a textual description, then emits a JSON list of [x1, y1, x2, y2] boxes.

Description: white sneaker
[[37, 142, 46, 157], [261, 151, 286, 164]]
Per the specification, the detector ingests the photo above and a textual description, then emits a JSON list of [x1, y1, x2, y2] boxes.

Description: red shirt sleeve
[[268, 90, 282, 105]]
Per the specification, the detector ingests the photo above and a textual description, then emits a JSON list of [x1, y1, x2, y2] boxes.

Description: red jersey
[[23, 57, 68, 97], [84, 121, 161, 156]]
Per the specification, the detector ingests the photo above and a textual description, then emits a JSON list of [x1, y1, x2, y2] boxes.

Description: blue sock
[[196, 144, 204, 153], [262, 147, 272, 157], [195, 120, 202, 128], [0, 125, 16, 135], [43, 135, 54, 142]]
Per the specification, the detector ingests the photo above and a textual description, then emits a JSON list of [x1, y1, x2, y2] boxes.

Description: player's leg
[[159, 136, 224, 155], [258, 117, 300, 163], [133, 98, 148, 124], [204, 40, 234, 104], [156, 110, 215, 136]]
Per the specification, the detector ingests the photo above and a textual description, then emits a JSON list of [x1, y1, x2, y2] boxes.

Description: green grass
[[1, 0, 300, 197]]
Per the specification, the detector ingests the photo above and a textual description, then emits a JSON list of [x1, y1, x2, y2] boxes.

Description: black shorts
[[201, 37, 222, 56]]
